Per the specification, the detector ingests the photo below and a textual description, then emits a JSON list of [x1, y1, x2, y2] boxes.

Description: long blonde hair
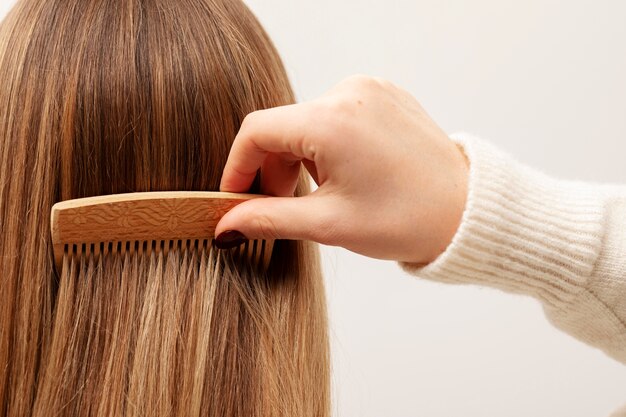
[[0, 0, 330, 415]]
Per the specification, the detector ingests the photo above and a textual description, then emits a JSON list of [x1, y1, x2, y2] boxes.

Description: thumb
[[214, 194, 335, 244]]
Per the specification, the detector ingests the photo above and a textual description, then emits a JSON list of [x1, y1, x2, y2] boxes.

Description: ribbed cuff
[[398, 132, 606, 310]]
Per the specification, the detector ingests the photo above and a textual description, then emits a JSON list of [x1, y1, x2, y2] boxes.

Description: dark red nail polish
[[213, 230, 247, 249]]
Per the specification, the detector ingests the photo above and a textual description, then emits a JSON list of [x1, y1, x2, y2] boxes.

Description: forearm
[[399, 132, 626, 364]]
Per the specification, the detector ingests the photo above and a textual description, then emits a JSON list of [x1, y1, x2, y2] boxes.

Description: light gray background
[[1, 0, 624, 416]]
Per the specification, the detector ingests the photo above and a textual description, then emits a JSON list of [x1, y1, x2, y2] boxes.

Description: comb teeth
[[50, 192, 277, 275], [59, 238, 273, 273]]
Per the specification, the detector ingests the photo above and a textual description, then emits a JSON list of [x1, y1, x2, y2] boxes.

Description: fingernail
[[213, 230, 247, 249]]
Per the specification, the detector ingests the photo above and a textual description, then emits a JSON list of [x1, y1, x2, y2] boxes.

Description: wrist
[[399, 132, 605, 307], [426, 141, 470, 263]]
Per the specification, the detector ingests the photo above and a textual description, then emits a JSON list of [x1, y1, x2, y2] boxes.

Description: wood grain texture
[[50, 191, 274, 272]]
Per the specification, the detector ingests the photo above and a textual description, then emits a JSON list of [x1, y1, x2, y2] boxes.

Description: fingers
[[259, 153, 302, 196], [214, 194, 336, 244], [220, 103, 320, 193]]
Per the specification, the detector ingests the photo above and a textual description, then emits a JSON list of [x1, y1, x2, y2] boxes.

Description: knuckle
[[370, 77, 396, 95], [372, 76, 389, 85], [351, 74, 375, 88], [253, 213, 281, 240], [348, 73, 369, 83], [241, 110, 262, 130], [340, 75, 392, 101], [340, 74, 376, 91]]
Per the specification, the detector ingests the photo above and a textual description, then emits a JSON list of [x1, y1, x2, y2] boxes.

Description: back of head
[[0, 0, 329, 415]]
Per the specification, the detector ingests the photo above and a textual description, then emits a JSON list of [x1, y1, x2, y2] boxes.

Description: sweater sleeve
[[398, 132, 626, 365]]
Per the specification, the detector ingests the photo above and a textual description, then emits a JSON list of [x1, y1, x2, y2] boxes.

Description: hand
[[215, 75, 469, 265]]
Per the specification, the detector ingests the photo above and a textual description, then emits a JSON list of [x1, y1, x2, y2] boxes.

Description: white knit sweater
[[398, 132, 626, 416]]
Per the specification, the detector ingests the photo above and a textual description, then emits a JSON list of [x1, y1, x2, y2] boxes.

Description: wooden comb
[[50, 191, 273, 273]]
